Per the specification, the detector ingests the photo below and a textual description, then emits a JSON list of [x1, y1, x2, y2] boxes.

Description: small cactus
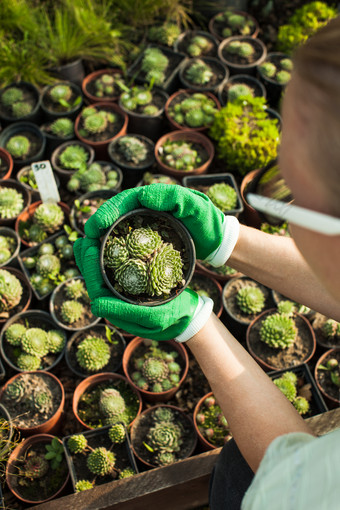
[[260, 313, 297, 349], [187, 35, 212, 57], [227, 83, 254, 102], [236, 286, 265, 315], [59, 144, 89, 170], [5, 323, 26, 346], [50, 118, 74, 138], [259, 62, 277, 78], [76, 336, 111, 372], [6, 136, 30, 158], [49, 84, 72, 103], [108, 423, 126, 444], [156, 451, 176, 466], [141, 47, 169, 85], [33, 203, 64, 234], [206, 182, 238, 212], [67, 434, 88, 454], [75, 479, 94, 492], [60, 300, 84, 324], [276, 70, 291, 85], [16, 353, 41, 370], [87, 447, 116, 476], [185, 60, 213, 86], [147, 422, 182, 453], [153, 407, 175, 423], [99, 388, 126, 420], [147, 23, 181, 47], [0, 269, 23, 313], [0, 187, 24, 219], [21, 328, 49, 357], [322, 319, 340, 339], [36, 254, 61, 278], [293, 396, 310, 415], [104, 237, 129, 269], [65, 279, 85, 300], [146, 243, 183, 297], [274, 377, 297, 402], [83, 110, 109, 135], [11, 102, 33, 118], [142, 357, 169, 384], [115, 259, 148, 295], [116, 136, 148, 165], [1, 87, 24, 106], [47, 330, 66, 354], [119, 467, 135, 479]]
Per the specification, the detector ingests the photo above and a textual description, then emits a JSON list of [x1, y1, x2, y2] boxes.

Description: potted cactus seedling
[[136, 172, 181, 186], [75, 103, 128, 159], [63, 424, 138, 492], [196, 259, 242, 283], [272, 292, 314, 320], [174, 31, 218, 58], [6, 434, 69, 504], [188, 270, 223, 318], [41, 81, 83, 121], [82, 69, 127, 104], [257, 53, 293, 106], [0, 148, 13, 180], [155, 130, 214, 178], [70, 190, 118, 235], [101, 208, 195, 306], [73, 372, 142, 430], [0, 179, 30, 227], [217, 74, 266, 106], [218, 36, 267, 75], [179, 57, 228, 93], [40, 117, 75, 155], [312, 314, 340, 350], [193, 392, 232, 450], [165, 90, 220, 131], [246, 307, 316, 371], [66, 324, 126, 378], [0, 267, 32, 324], [0, 122, 46, 169], [51, 140, 95, 183], [50, 276, 101, 332], [16, 165, 60, 202], [315, 349, 340, 408], [67, 161, 122, 195], [147, 22, 181, 47], [0, 371, 65, 436], [0, 227, 20, 267], [0, 82, 41, 125], [108, 134, 156, 189], [130, 404, 197, 468], [209, 9, 259, 41], [0, 309, 66, 372], [122, 337, 189, 403]]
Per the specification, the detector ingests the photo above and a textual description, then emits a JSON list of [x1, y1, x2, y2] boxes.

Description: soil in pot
[[66, 324, 126, 377], [101, 209, 195, 306], [108, 134, 155, 171], [180, 57, 227, 91], [188, 272, 222, 317], [76, 104, 126, 143], [315, 349, 340, 403], [247, 309, 316, 370], [312, 313, 340, 350], [219, 37, 266, 71], [194, 392, 232, 449]]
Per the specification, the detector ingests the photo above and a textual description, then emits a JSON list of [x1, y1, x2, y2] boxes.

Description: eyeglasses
[[246, 161, 340, 236]]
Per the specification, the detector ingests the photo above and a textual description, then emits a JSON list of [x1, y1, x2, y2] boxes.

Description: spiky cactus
[[206, 182, 238, 212], [5, 378, 25, 402], [33, 203, 64, 234], [0, 187, 24, 219], [273, 377, 297, 402], [259, 62, 277, 78], [147, 422, 182, 452], [49, 84, 72, 103], [50, 118, 74, 138], [16, 353, 41, 370], [36, 254, 61, 278], [141, 48, 169, 85], [87, 447, 116, 476], [322, 319, 340, 339], [147, 23, 181, 46], [1, 87, 24, 106], [104, 237, 129, 269], [47, 330, 66, 354], [115, 259, 148, 295], [236, 286, 265, 315], [227, 83, 254, 102], [75, 480, 94, 492], [119, 467, 135, 479], [76, 336, 111, 372], [108, 423, 126, 444], [24, 455, 49, 479], [60, 300, 84, 324], [187, 36, 212, 57], [83, 110, 108, 135], [142, 357, 169, 384], [260, 313, 297, 349], [0, 269, 23, 312], [67, 434, 88, 454], [126, 227, 162, 260], [6, 136, 30, 158], [32, 389, 53, 414], [12, 102, 33, 118], [161, 140, 202, 171], [185, 60, 213, 86], [293, 396, 310, 415], [5, 323, 26, 346], [65, 279, 85, 300], [99, 388, 126, 421], [147, 243, 183, 297], [276, 71, 291, 85], [21, 328, 49, 357], [116, 136, 148, 165], [59, 145, 89, 170]]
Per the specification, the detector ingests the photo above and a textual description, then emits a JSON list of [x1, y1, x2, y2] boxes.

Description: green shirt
[[242, 428, 340, 509]]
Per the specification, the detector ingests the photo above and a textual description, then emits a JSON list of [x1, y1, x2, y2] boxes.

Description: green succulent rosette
[[126, 227, 162, 260], [147, 243, 183, 297], [259, 313, 297, 349], [206, 182, 238, 213], [115, 259, 148, 295], [104, 237, 129, 270], [147, 422, 182, 452]]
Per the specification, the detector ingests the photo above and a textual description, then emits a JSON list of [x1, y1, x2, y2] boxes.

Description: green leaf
[[45, 451, 56, 460], [143, 441, 154, 453], [59, 98, 70, 108], [73, 95, 82, 106], [64, 225, 72, 235], [69, 231, 79, 242]]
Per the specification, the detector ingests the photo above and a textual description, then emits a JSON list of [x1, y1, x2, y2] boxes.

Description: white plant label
[[31, 161, 60, 204]]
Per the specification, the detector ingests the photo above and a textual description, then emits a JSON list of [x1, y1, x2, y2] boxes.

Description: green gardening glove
[[73, 236, 203, 341]]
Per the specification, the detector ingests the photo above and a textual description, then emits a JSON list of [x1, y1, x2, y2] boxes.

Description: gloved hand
[[73, 236, 213, 341], [84, 183, 240, 266]]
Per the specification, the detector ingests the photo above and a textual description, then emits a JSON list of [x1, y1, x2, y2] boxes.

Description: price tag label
[[31, 161, 60, 204]]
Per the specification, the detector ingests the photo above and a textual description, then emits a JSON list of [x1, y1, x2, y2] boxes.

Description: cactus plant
[[1, 87, 24, 107], [36, 254, 61, 278], [49, 84, 72, 104], [108, 423, 126, 444], [126, 227, 162, 260], [93, 72, 124, 98], [168, 92, 218, 128], [142, 357, 169, 384], [99, 388, 126, 421], [47, 330, 66, 354], [0, 235, 15, 265], [273, 377, 297, 402], [141, 47, 169, 85], [146, 243, 183, 297], [293, 396, 310, 415], [147, 23, 181, 47], [227, 83, 254, 102], [322, 319, 340, 339], [5, 323, 26, 346], [87, 447, 116, 476], [115, 136, 148, 165], [0, 187, 24, 219], [6, 136, 31, 159], [65, 279, 86, 300], [160, 139, 203, 171], [11, 102, 33, 118], [59, 144, 89, 171], [276, 70, 291, 85], [184, 59, 213, 86], [76, 336, 111, 372], [236, 286, 265, 315], [60, 300, 84, 324], [75, 479, 94, 492], [120, 86, 161, 116], [206, 182, 238, 212], [21, 328, 49, 357], [104, 237, 129, 269], [115, 259, 148, 295], [0, 269, 23, 312], [259, 61, 277, 78], [16, 352, 41, 370], [119, 467, 135, 479], [260, 313, 297, 349], [187, 36, 213, 57], [67, 434, 88, 454], [50, 118, 74, 138], [33, 203, 64, 234]]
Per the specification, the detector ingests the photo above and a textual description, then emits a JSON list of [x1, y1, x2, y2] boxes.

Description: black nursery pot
[[217, 73, 266, 106], [182, 173, 244, 217], [49, 58, 85, 87], [257, 52, 292, 108], [0, 81, 42, 127], [40, 124, 75, 158], [100, 208, 196, 306], [70, 188, 119, 236], [0, 122, 46, 171], [0, 227, 21, 268], [40, 82, 83, 123], [174, 30, 219, 58], [179, 56, 229, 93]]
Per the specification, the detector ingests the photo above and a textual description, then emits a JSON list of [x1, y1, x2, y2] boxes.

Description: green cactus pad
[[293, 396, 310, 415], [50, 118, 74, 138], [65, 279, 85, 300], [36, 254, 61, 278], [49, 84, 72, 103], [185, 60, 213, 86], [119, 467, 135, 479], [99, 388, 126, 418], [1, 87, 24, 106], [59, 145, 89, 170], [104, 237, 129, 269], [16, 353, 41, 370], [206, 182, 238, 212], [142, 357, 169, 384], [33, 203, 64, 234], [273, 377, 297, 402], [6, 136, 30, 158]]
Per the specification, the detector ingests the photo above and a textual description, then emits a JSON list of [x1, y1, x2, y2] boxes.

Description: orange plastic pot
[[240, 169, 262, 228], [82, 68, 125, 103], [0, 148, 13, 180], [314, 348, 340, 409]]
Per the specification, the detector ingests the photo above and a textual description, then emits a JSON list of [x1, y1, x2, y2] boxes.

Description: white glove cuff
[[203, 215, 240, 267], [175, 295, 214, 343]]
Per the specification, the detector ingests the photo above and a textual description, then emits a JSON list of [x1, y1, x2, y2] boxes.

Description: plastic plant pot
[[16, 164, 60, 203], [178, 56, 229, 93], [195, 260, 243, 283], [0, 267, 32, 325], [193, 391, 232, 451], [100, 208, 196, 306], [41, 81, 83, 122], [217, 73, 266, 106], [49, 58, 85, 87], [50, 140, 95, 184], [0, 122, 46, 170], [0, 227, 21, 268], [208, 9, 259, 41], [0, 147, 13, 180], [190, 269, 223, 318], [314, 349, 340, 409], [174, 30, 219, 58], [257, 52, 292, 107], [40, 121, 75, 158], [0, 81, 42, 126], [0, 179, 31, 228], [122, 337, 189, 403], [82, 68, 126, 103], [240, 168, 262, 228], [70, 188, 119, 236], [218, 36, 267, 75]]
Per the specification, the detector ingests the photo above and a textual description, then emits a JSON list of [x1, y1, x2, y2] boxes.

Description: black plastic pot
[[268, 363, 328, 417], [179, 56, 229, 93], [50, 140, 95, 185], [217, 73, 266, 106], [0, 309, 66, 373], [192, 0, 249, 20], [108, 134, 155, 189], [182, 173, 244, 217], [41, 82, 83, 123], [16, 164, 60, 203], [257, 52, 292, 108], [49, 58, 85, 87], [127, 45, 188, 95], [0, 227, 21, 268], [0, 81, 42, 127], [0, 179, 31, 227], [174, 30, 219, 58], [100, 208, 196, 306], [218, 36, 267, 75], [70, 188, 118, 236], [0, 122, 46, 171], [40, 124, 75, 157]]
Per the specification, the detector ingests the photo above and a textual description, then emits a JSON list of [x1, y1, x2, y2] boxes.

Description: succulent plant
[[1, 87, 24, 106], [67, 434, 88, 454], [141, 48, 169, 85], [126, 227, 162, 260], [33, 203, 64, 234], [119, 467, 135, 479], [36, 254, 61, 278], [187, 35, 213, 57], [32, 388, 53, 414], [75, 479, 94, 492], [104, 237, 129, 269], [227, 83, 254, 102], [156, 451, 176, 466], [21, 328, 49, 357], [142, 357, 169, 384], [60, 300, 84, 324], [47, 330, 66, 354], [99, 388, 126, 421], [0, 186, 24, 219], [281, 371, 298, 385], [185, 59, 213, 86], [147, 422, 182, 453], [280, 58, 293, 71], [236, 286, 265, 315], [24, 454, 49, 479], [161, 140, 203, 171], [16, 352, 41, 370], [206, 182, 238, 212], [87, 447, 116, 476], [5, 378, 25, 402], [116, 136, 148, 165], [153, 407, 175, 423], [0, 235, 14, 264], [28, 224, 47, 243], [293, 396, 310, 415], [6, 135, 30, 159], [49, 84, 72, 103], [322, 319, 340, 339], [50, 118, 74, 138], [142, 172, 178, 185], [259, 62, 277, 78], [115, 257, 149, 295], [259, 313, 297, 349], [276, 70, 291, 85], [76, 336, 111, 372], [65, 279, 85, 300], [12, 102, 33, 118], [273, 377, 297, 402], [0, 269, 23, 313], [277, 300, 296, 316], [94, 73, 121, 98], [5, 322, 26, 346], [147, 23, 181, 47], [108, 423, 126, 444], [59, 144, 89, 170], [147, 243, 183, 297], [169, 92, 218, 128]]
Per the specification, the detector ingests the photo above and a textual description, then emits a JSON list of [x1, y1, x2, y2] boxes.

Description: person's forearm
[[186, 313, 313, 472], [228, 225, 340, 320]]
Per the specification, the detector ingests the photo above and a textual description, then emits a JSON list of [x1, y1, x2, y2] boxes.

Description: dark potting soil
[[53, 285, 97, 330], [248, 312, 315, 370], [0, 275, 30, 323], [0, 87, 37, 119], [189, 273, 221, 316], [316, 350, 340, 402], [77, 379, 140, 429], [312, 313, 340, 349], [104, 213, 191, 304], [1, 372, 62, 429], [223, 277, 273, 324], [42, 88, 80, 114], [183, 60, 225, 89], [222, 41, 263, 66], [77, 107, 125, 143], [10, 441, 68, 502], [110, 137, 154, 169], [7, 131, 42, 160], [67, 326, 125, 376]]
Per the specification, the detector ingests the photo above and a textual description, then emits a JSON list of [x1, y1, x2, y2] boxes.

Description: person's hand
[[73, 237, 213, 341], [83, 184, 240, 266]]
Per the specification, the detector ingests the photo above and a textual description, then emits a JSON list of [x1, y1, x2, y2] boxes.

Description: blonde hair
[[292, 16, 340, 214]]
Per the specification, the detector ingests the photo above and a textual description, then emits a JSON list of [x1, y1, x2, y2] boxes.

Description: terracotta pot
[[218, 36, 267, 75], [0, 148, 13, 180], [74, 102, 128, 159], [240, 168, 262, 228], [50, 140, 95, 184], [0, 179, 31, 228], [130, 404, 197, 468], [246, 308, 317, 372], [0, 226, 21, 268], [6, 433, 69, 504], [0, 267, 32, 325], [165, 89, 221, 132], [82, 68, 125, 103], [312, 313, 340, 351], [72, 372, 143, 430], [155, 130, 214, 179], [15, 200, 70, 248], [314, 349, 340, 409], [191, 269, 223, 318], [195, 260, 243, 283], [193, 391, 231, 451], [0, 372, 65, 436], [122, 337, 189, 403], [208, 10, 259, 41]]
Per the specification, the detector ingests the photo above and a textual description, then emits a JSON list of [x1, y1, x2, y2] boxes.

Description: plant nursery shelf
[[29, 408, 340, 510]]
